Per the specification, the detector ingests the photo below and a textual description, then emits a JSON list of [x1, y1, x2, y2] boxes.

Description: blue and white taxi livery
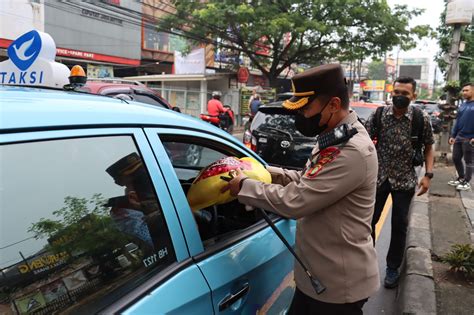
[[0, 30, 295, 314], [0, 30, 69, 87]]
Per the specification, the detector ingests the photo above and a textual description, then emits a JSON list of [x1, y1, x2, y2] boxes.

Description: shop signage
[[362, 80, 386, 92], [237, 67, 250, 83], [174, 48, 205, 74], [0, 30, 70, 87]]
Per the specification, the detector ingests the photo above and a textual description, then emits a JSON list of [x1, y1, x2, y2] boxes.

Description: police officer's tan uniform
[[236, 64, 380, 305]]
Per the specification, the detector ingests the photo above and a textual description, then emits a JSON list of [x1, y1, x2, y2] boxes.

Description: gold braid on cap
[[283, 97, 309, 110]]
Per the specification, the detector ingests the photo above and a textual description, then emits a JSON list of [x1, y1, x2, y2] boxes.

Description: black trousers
[[288, 287, 368, 315], [453, 140, 473, 182], [371, 180, 415, 269]]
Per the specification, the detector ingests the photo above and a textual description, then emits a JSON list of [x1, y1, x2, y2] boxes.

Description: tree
[[436, 0, 474, 85], [159, 0, 431, 86], [28, 194, 132, 259], [367, 60, 386, 80]]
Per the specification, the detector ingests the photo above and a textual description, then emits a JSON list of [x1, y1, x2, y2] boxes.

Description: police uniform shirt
[[238, 111, 380, 303]]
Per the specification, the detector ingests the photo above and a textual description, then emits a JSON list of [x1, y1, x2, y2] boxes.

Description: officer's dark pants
[[453, 140, 473, 182], [371, 180, 415, 270], [288, 287, 367, 315]]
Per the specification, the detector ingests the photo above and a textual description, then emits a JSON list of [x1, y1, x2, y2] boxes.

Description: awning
[[123, 73, 233, 82]]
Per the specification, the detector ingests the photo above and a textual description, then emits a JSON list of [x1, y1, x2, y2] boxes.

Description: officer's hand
[[448, 137, 455, 145], [417, 176, 430, 196], [221, 168, 248, 197]]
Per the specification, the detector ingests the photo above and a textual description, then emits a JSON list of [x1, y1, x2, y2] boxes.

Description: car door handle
[[218, 283, 250, 312]]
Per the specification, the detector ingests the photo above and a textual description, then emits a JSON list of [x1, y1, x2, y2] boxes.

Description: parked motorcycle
[[200, 105, 235, 133]]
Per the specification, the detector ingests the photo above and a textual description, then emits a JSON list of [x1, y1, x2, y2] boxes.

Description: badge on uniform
[[304, 147, 341, 178]]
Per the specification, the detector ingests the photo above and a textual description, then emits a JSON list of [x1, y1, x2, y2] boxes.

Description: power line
[[46, 0, 280, 62]]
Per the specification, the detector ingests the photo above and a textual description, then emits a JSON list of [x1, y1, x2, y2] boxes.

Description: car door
[[145, 128, 295, 314], [0, 128, 213, 315]]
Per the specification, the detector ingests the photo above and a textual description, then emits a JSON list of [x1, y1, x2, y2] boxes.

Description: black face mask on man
[[392, 95, 410, 109], [295, 98, 333, 137]]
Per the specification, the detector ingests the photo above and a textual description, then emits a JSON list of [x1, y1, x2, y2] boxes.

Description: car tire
[[185, 144, 202, 166]]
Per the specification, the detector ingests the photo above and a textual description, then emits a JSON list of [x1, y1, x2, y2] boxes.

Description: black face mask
[[392, 95, 410, 109], [295, 99, 332, 137]]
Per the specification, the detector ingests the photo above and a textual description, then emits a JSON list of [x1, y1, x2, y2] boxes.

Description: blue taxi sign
[[0, 30, 70, 88]]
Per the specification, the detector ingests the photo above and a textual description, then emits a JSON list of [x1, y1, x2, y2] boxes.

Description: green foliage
[[28, 194, 131, 257], [161, 0, 431, 85], [367, 60, 386, 80], [440, 244, 474, 275], [443, 80, 461, 94], [417, 88, 430, 100], [435, 1, 474, 85]]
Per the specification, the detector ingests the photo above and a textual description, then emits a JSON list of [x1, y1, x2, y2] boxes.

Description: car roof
[[350, 101, 383, 108], [414, 100, 438, 105], [83, 81, 172, 108], [0, 85, 222, 135], [84, 81, 146, 93], [257, 101, 294, 115]]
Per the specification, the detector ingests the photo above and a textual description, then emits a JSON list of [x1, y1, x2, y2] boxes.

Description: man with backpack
[[365, 76, 434, 289]]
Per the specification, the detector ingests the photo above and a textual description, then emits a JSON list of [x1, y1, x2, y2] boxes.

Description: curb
[[459, 190, 474, 243], [398, 198, 437, 314]]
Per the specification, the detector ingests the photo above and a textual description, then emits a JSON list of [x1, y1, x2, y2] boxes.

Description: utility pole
[[439, 0, 472, 161], [446, 23, 462, 105]]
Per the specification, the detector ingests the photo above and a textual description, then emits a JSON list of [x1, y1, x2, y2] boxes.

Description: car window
[[161, 137, 264, 248], [133, 93, 168, 109], [0, 136, 176, 314]]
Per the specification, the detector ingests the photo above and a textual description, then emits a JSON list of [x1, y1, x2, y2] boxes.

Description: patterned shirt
[[365, 105, 434, 191]]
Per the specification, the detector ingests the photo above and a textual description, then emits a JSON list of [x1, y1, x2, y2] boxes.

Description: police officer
[[223, 64, 379, 314]]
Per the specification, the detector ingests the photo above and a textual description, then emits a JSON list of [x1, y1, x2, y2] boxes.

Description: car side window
[[0, 136, 175, 314], [133, 93, 168, 109], [161, 137, 264, 248]]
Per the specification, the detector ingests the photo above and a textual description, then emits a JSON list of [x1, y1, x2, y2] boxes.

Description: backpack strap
[[411, 107, 424, 149], [373, 106, 384, 143]]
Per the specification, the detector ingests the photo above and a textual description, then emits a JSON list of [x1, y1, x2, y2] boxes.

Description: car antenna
[[259, 208, 326, 294]]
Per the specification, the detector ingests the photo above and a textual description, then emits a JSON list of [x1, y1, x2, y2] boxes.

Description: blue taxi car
[[0, 85, 295, 314]]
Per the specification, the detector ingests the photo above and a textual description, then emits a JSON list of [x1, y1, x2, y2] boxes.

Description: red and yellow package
[[187, 156, 271, 211]]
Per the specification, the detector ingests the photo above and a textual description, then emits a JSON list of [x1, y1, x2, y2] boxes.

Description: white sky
[[387, 0, 447, 83]]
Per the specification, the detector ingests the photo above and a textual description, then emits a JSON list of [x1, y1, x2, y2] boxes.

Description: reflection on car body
[[0, 85, 294, 314]]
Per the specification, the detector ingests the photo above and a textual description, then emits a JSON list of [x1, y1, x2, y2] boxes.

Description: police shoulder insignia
[[304, 147, 341, 178]]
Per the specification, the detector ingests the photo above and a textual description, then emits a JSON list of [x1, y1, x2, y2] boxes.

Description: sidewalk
[[398, 161, 474, 314]]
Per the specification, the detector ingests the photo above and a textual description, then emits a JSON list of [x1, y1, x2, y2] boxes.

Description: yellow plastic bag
[[187, 156, 271, 211]]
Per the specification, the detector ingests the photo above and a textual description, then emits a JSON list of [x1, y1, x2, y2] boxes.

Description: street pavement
[[398, 160, 474, 315]]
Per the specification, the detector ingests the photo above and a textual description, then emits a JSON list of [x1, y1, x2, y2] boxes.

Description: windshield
[[251, 112, 306, 137]]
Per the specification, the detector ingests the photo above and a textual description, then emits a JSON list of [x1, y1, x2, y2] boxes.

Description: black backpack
[[372, 106, 425, 166]]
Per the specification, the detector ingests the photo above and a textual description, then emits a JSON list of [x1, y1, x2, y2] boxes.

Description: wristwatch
[[424, 172, 434, 179]]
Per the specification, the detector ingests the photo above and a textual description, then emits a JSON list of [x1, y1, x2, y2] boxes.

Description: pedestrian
[[365, 76, 434, 289], [249, 94, 262, 116], [223, 64, 379, 315], [448, 82, 473, 191]]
